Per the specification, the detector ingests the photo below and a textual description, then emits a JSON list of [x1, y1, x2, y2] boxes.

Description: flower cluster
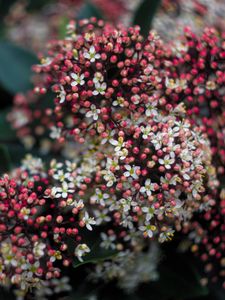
[[161, 27, 225, 288], [75, 110, 216, 242], [33, 19, 166, 143], [0, 155, 95, 294], [153, 0, 225, 40], [7, 18, 223, 291], [164, 27, 225, 173], [31, 19, 216, 243], [190, 190, 225, 288]]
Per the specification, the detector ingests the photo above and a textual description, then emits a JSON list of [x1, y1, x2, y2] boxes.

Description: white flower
[[53, 170, 71, 182], [33, 242, 46, 258], [158, 153, 175, 169], [123, 165, 140, 179], [119, 197, 137, 213], [116, 148, 128, 160], [101, 130, 116, 145], [91, 188, 109, 206], [93, 72, 104, 84], [75, 244, 90, 262], [84, 46, 101, 62], [39, 57, 52, 67], [110, 137, 124, 152], [103, 170, 116, 187], [93, 82, 107, 95], [180, 149, 193, 162], [145, 101, 158, 117], [82, 212, 96, 231], [158, 229, 175, 243], [165, 77, 187, 90], [112, 96, 125, 107], [100, 233, 116, 250], [58, 85, 66, 103], [94, 209, 111, 225], [71, 73, 85, 86], [50, 126, 61, 139], [140, 125, 152, 139], [160, 175, 179, 186], [142, 206, 155, 221], [106, 157, 120, 171], [51, 181, 75, 198], [70, 199, 84, 209], [86, 104, 100, 121], [139, 223, 156, 238], [151, 132, 162, 150], [140, 179, 155, 196], [26, 261, 40, 278]]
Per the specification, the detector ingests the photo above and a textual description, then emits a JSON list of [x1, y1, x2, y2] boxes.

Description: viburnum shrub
[[0, 155, 97, 293], [6, 18, 223, 291], [30, 19, 217, 241]]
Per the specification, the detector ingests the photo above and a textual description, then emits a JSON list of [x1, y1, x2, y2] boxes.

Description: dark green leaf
[[58, 16, 70, 39], [133, 0, 162, 37], [0, 42, 38, 93], [0, 109, 17, 142], [77, 1, 103, 20], [73, 239, 118, 268], [71, 229, 118, 268], [0, 144, 12, 174]]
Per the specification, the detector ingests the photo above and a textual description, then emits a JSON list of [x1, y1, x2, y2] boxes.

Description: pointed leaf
[[77, 1, 103, 20], [0, 42, 38, 93], [133, 0, 162, 37]]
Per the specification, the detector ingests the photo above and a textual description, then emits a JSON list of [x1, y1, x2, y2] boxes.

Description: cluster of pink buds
[[189, 190, 225, 288], [31, 19, 217, 242], [161, 27, 225, 288], [76, 106, 216, 242], [33, 19, 166, 144], [164, 27, 225, 173], [7, 18, 223, 290], [0, 155, 96, 293]]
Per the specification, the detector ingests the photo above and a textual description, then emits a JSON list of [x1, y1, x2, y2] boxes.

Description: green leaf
[[70, 229, 118, 268], [133, 0, 162, 37], [58, 16, 70, 39], [0, 42, 38, 93], [77, 1, 103, 20], [0, 109, 17, 142], [0, 145, 12, 174], [73, 239, 118, 268]]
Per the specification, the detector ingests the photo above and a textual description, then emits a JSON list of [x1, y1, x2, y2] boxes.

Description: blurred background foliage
[[0, 1, 224, 299]]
